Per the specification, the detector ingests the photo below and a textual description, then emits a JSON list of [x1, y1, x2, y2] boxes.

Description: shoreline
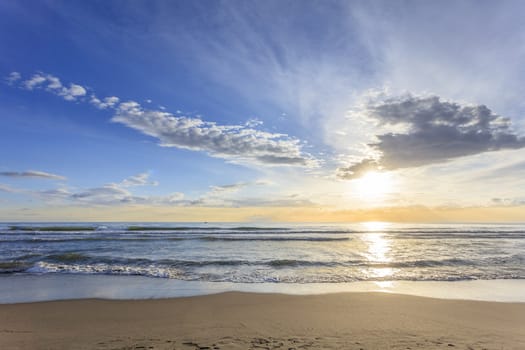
[[1, 291, 524, 349], [2, 274, 525, 304]]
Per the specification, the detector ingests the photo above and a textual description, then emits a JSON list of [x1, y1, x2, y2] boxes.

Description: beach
[[1, 291, 524, 350]]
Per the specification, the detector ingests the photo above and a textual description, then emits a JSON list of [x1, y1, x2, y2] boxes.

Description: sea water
[[1, 222, 524, 302]]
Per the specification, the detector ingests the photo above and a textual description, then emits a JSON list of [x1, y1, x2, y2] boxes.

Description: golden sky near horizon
[[2, 204, 524, 223]]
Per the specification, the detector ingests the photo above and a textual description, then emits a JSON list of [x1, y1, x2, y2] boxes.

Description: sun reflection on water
[[361, 222, 395, 279]]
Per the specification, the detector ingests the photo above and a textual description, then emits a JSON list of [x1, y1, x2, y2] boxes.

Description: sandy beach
[[1, 292, 524, 350]]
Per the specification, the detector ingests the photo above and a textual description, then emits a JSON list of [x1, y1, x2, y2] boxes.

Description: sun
[[354, 171, 394, 202]]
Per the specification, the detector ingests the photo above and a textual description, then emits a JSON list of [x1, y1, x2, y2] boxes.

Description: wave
[[393, 233, 525, 239], [0, 235, 351, 244], [28, 261, 184, 279], [10, 253, 522, 270], [24, 260, 525, 282], [8, 226, 95, 232], [126, 226, 290, 231], [0, 261, 32, 273], [199, 236, 350, 242]]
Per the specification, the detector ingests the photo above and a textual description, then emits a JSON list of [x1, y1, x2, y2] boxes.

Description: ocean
[[2, 222, 524, 282], [1, 222, 525, 303]]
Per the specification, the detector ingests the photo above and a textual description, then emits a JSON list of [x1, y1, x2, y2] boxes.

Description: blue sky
[[1, 0, 525, 222]]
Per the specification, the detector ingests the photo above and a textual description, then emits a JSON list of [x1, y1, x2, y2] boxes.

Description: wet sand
[[1, 292, 524, 350]]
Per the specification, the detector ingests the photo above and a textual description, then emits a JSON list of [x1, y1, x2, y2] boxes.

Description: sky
[[1, 0, 525, 222]]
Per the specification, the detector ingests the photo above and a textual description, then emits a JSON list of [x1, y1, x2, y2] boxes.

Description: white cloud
[[12, 72, 317, 169], [5, 72, 21, 85], [20, 73, 87, 101], [245, 118, 263, 128], [118, 172, 158, 187], [23, 73, 47, 90], [46, 75, 62, 89], [112, 102, 317, 167], [118, 100, 142, 113], [59, 83, 86, 101], [91, 95, 120, 109]]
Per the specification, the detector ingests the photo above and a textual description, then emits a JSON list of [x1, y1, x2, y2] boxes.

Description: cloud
[[209, 183, 248, 195], [11, 72, 317, 168], [18, 72, 87, 101], [0, 184, 18, 193], [23, 73, 47, 90], [38, 184, 137, 206], [70, 184, 134, 204], [59, 83, 86, 101], [185, 182, 251, 206], [112, 102, 317, 167], [118, 172, 158, 187], [491, 197, 525, 207], [231, 196, 316, 207], [90, 95, 120, 109], [5, 72, 21, 85], [0, 170, 66, 180], [35, 172, 167, 206], [245, 118, 263, 128], [338, 95, 525, 179], [38, 182, 180, 207], [337, 159, 380, 180]]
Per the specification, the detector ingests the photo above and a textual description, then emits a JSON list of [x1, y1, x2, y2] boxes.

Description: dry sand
[[1, 292, 524, 350]]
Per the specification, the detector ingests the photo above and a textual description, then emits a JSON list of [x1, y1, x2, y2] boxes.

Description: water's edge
[[1, 274, 524, 304]]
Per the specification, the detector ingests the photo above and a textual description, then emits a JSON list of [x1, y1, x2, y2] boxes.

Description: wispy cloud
[[117, 172, 158, 187], [338, 95, 525, 179], [0, 184, 19, 193], [0, 170, 66, 181], [5, 72, 21, 85], [183, 181, 314, 207], [350, 1, 525, 121], [152, 1, 369, 131]]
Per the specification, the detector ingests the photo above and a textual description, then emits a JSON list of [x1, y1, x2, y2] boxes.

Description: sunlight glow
[[361, 221, 391, 232], [364, 233, 390, 262], [354, 171, 394, 202], [362, 232, 395, 279], [374, 281, 394, 289]]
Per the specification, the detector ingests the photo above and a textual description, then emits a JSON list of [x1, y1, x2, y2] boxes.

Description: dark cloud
[[338, 95, 525, 178], [0, 171, 66, 180], [491, 197, 525, 206], [337, 159, 381, 180]]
